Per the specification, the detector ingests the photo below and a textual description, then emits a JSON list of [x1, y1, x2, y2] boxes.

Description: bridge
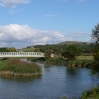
[[0, 52, 45, 57]]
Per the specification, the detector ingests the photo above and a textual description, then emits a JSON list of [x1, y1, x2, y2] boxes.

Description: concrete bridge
[[0, 52, 45, 57]]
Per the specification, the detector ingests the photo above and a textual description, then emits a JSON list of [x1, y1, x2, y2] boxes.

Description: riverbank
[[80, 86, 99, 99], [30, 56, 93, 68], [61, 86, 99, 99], [0, 58, 42, 76], [0, 60, 98, 99]]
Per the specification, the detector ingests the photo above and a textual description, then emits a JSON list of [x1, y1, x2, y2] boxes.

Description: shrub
[[80, 86, 99, 99]]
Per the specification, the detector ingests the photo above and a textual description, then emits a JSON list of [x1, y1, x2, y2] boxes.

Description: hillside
[[58, 41, 88, 45]]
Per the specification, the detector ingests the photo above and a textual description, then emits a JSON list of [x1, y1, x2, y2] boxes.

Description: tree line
[[0, 47, 16, 52]]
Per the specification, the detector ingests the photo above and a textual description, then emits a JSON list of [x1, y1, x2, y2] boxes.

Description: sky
[[0, 0, 99, 48]]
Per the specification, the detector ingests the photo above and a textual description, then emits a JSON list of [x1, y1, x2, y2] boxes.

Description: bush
[[80, 86, 99, 99]]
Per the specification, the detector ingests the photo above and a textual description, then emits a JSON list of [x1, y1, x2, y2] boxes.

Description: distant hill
[[57, 41, 89, 45]]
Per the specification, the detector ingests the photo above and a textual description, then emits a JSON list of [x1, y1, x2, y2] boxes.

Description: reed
[[0, 58, 42, 76]]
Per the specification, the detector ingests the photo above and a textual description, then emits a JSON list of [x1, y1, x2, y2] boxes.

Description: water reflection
[[66, 66, 81, 76], [0, 61, 99, 99], [0, 74, 42, 82]]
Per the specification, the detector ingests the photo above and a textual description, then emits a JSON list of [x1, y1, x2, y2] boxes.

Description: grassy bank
[[60, 87, 99, 99], [66, 59, 93, 68], [29, 56, 93, 68], [77, 56, 93, 60], [0, 58, 42, 76], [42, 56, 93, 68], [80, 86, 99, 99], [44, 58, 66, 66]]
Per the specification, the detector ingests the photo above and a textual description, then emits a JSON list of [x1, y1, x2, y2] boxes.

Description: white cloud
[[0, 24, 90, 48], [68, 30, 91, 42], [0, 0, 30, 8], [9, 9, 18, 14], [0, 24, 68, 48]]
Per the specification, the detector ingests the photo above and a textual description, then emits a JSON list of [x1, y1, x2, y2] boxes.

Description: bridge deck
[[0, 52, 45, 57]]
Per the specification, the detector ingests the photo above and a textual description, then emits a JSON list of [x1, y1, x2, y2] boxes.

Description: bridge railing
[[0, 52, 45, 57]]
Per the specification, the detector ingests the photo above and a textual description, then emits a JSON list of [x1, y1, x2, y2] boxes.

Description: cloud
[[68, 30, 91, 41], [9, 9, 18, 14], [0, 24, 90, 48], [0, 24, 68, 48], [0, 0, 30, 8]]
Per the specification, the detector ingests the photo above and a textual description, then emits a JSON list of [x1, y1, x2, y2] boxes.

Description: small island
[[0, 58, 42, 77]]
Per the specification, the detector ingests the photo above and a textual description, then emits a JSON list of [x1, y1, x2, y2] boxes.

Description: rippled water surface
[[0, 61, 99, 99]]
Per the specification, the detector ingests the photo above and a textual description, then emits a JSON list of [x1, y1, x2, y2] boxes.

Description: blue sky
[[0, 0, 99, 48]]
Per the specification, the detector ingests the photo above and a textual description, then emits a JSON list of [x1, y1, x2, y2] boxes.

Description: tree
[[44, 50, 51, 58], [91, 23, 99, 72], [6, 47, 16, 52], [62, 45, 81, 61], [92, 23, 99, 45], [0, 47, 16, 52], [34, 48, 40, 52]]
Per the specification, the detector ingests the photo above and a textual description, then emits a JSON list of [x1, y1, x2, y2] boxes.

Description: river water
[[0, 60, 99, 99]]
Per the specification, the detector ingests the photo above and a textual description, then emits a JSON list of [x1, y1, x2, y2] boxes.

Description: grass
[[60, 87, 99, 99], [77, 56, 93, 60], [66, 59, 93, 68], [29, 55, 94, 68], [80, 86, 99, 99], [65, 56, 94, 67], [0, 58, 42, 76], [45, 58, 66, 65]]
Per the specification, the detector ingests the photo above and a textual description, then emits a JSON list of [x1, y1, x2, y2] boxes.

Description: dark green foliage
[[0, 47, 7, 52], [80, 86, 99, 99], [0, 47, 16, 52], [6, 47, 16, 52], [66, 60, 93, 67], [92, 23, 99, 45], [91, 23, 99, 73], [44, 50, 51, 58], [62, 45, 81, 61], [29, 57, 45, 62], [91, 50, 99, 72], [43, 58, 93, 68], [34, 43, 94, 56]]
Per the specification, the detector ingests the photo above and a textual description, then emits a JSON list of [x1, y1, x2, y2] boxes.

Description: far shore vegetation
[[29, 55, 93, 68]]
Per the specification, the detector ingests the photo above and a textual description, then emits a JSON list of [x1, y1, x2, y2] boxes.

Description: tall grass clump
[[45, 58, 66, 65], [0, 58, 42, 76], [66, 59, 93, 68]]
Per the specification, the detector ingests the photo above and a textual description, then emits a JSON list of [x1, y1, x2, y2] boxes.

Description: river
[[0, 59, 99, 99]]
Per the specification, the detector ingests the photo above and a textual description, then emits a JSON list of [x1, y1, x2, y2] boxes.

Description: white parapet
[[0, 52, 45, 57]]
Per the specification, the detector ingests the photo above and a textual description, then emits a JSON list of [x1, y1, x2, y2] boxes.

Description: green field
[[77, 56, 93, 60], [17, 48, 39, 52]]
